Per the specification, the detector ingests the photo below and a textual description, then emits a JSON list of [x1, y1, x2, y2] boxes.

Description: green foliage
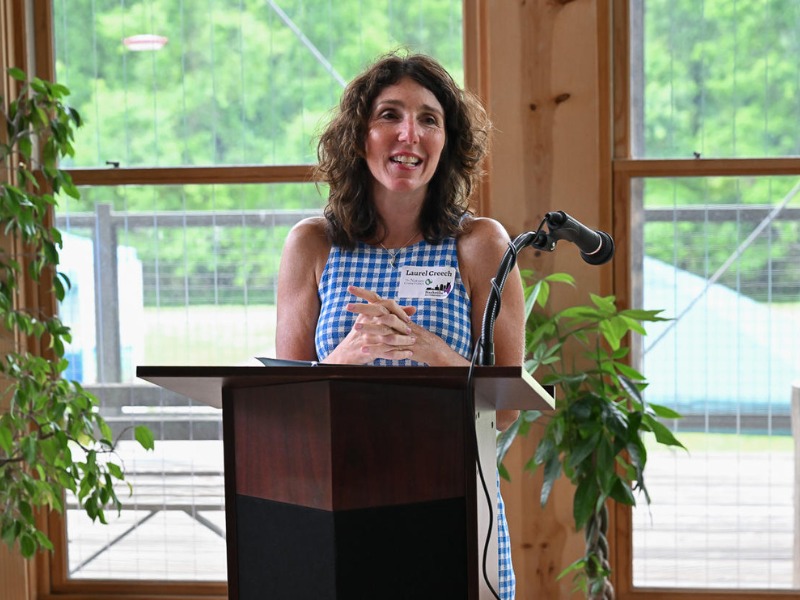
[[54, 0, 464, 169], [641, 176, 800, 302], [643, 0, 800, 158], [0, 69, 154, 559], [498, 271, 685, 598]]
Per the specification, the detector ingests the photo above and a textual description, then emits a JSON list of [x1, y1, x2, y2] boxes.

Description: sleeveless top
[[314, 236, 516, 599]]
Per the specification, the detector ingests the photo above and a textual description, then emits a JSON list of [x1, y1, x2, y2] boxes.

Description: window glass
[[53, 0, 464, 167], [632, 175, 800, 589], [54, 1, 464, 580], [59, 182, 321, 580], [633, 0, 800, 158]]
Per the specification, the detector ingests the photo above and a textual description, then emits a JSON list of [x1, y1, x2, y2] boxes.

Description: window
[[47, 0, 467, 588], [54, 0, 465, 168], [622, 0, 800, 593]]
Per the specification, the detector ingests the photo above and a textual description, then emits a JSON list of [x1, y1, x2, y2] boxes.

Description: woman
[[276, 52, 525, 599]]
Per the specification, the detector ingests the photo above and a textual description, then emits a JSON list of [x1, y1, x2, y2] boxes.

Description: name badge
[[398, 266, 456, 299]]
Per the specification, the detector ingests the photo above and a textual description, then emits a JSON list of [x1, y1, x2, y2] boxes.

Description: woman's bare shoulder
[[288, 216, 328, 240], [283, 216, 331, 272], [285, 216, 329, 250], [456, 217, 514, 287], [458, 216, 512, 254]]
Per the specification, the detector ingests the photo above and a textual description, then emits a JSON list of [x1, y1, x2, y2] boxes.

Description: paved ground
[[632, 447, 795, 590], [66, 440, 228, 580]]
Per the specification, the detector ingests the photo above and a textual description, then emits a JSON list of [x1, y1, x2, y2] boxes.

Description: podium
[[137, 365, 553, 599]]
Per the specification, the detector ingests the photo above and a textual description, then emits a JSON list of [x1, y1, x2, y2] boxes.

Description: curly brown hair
[[315, 52, 490, 248]]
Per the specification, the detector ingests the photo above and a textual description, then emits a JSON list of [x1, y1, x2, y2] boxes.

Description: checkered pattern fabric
[[316, 237, 516, 596], [497, 473, 516, 599], [316, 238, 472, 365]]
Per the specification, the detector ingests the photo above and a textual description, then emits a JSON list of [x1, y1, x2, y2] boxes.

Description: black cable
[[466, 338, 502, 600]]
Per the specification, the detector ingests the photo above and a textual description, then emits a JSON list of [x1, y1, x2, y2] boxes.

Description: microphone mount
[[529, 211, 602, 254], [477, 229, 538, 366]]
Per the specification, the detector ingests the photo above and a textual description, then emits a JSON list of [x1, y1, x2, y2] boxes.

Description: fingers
[[348, 285, 383, 304], [341, 323, 415, 362], [347, 303, 412, 335], [346, 285, 414, 336], [353, 322, 415, 346], [355, 336, 415, 361], [344, 286, 418, 361], [379, 348, 414, 361], [348, 285, 412, 324]]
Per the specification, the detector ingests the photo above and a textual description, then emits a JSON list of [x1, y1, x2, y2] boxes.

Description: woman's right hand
[[323, 285, 417, 364]]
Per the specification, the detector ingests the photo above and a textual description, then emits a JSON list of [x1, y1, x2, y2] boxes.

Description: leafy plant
[[498, 271, 685, 599], [0, 68, 154, 558]]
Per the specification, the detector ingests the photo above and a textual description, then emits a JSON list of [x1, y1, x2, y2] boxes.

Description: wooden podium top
[[136, 365, 555, 411]]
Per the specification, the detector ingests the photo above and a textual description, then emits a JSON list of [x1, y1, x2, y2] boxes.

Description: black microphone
[[544, 211, 615, 265]]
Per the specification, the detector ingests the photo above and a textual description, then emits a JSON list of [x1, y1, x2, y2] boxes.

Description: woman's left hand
[[403, 319, 469, 366]]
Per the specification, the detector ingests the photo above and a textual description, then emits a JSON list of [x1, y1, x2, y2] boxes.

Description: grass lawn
[[143, 304, 277, 366], [646, 430, 794, 453]]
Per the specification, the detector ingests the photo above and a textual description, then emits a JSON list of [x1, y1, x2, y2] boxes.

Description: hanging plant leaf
[[0, 68, 155, 558]]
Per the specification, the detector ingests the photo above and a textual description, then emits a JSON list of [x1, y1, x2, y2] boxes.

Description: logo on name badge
[[398, 266, 456, 299]]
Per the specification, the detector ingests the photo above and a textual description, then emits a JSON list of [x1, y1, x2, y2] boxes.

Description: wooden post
[[1, 2, 37, 599], [793, 383, 800, 588], [484, 0, 608, 596]]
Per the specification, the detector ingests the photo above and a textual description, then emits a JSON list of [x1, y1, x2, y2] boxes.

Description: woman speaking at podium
[[276, 51, 525, 599]]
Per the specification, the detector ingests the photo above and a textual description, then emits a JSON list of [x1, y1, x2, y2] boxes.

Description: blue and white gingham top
[[315, 237, 472, 365], [315, 236, 516, 598]]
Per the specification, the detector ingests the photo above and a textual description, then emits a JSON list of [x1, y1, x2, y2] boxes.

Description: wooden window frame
[[611, 1, 800, 599]]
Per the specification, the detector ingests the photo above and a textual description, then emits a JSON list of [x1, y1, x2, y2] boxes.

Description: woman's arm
[[458, 218, 526, 432], [275, 218, 329, 361]]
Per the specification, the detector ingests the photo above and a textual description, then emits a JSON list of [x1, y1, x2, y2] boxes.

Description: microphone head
[[580, 231, 614, 265]]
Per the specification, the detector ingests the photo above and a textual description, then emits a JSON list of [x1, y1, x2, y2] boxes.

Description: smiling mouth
[[391, 155, 422, 166]]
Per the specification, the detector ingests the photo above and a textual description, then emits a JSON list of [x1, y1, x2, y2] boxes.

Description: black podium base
[[235, 494, 468, 599]]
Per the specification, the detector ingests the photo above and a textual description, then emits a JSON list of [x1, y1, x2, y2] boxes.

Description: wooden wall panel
[[0, 543, 32, 600], [487, 0, 608, 287], [485, 1, 613, 598]]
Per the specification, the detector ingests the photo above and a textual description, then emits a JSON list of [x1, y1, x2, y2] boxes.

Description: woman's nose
[[397, 117, 419, 143]]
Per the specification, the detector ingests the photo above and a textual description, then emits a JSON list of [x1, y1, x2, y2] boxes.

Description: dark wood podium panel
[[236, 495, 468, 599], [230, 380, 467, 511]]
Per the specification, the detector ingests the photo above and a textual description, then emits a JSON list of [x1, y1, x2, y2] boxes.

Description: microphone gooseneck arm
[[478, 230, 539, 366]]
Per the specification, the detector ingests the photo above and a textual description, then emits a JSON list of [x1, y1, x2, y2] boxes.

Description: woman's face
[[364, 77, 446, 200]]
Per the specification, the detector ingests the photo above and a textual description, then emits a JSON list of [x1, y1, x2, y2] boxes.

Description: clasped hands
[[325, 285, 457, 365]]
